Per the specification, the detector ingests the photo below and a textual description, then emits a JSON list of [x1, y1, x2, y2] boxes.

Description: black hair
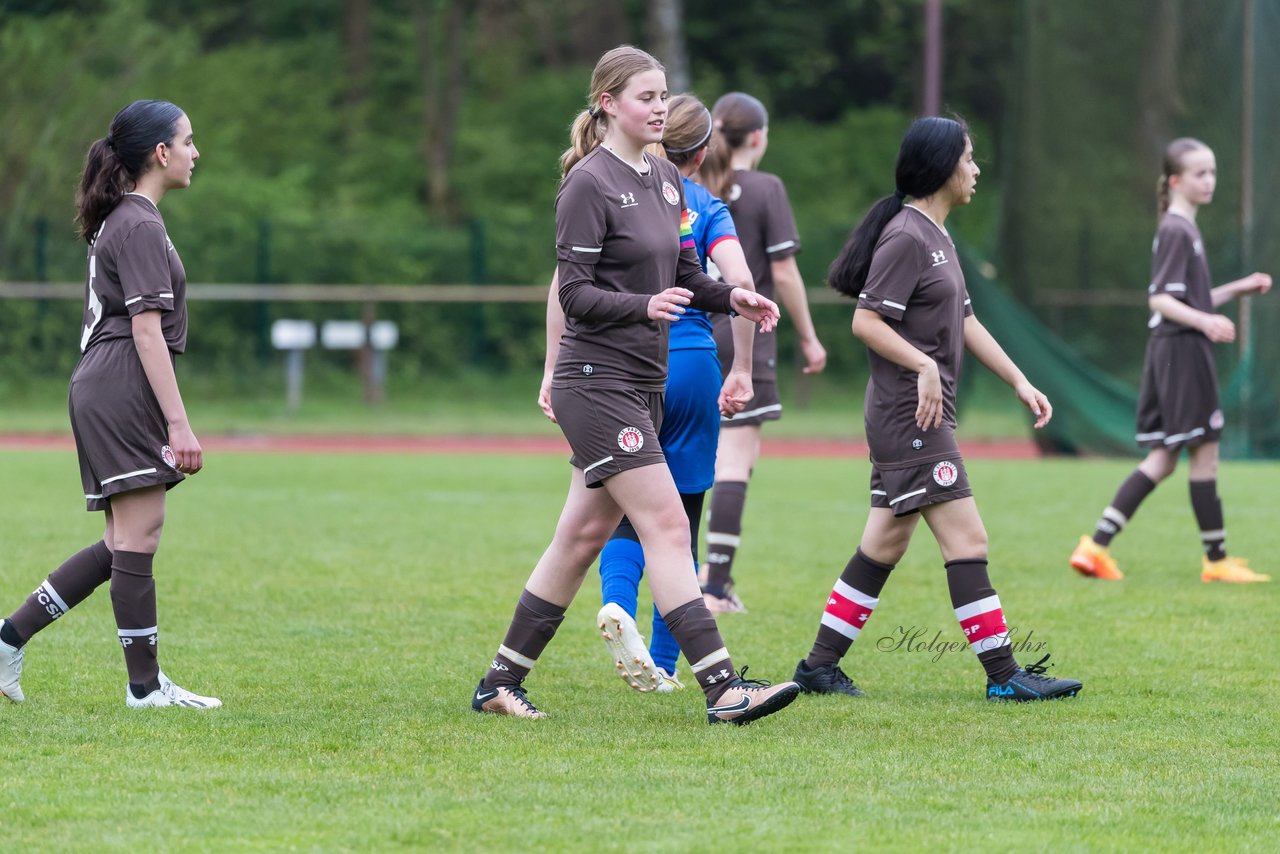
[[828, 116, 969, 298], [75, 99, 185, 243]]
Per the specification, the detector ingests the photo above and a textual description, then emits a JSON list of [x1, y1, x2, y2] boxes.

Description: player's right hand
[[167, 423, 203, 475], [537, 374, 556, 423], [916, 362, 943, 430]]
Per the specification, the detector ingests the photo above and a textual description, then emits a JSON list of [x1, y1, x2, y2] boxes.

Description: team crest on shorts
[[1209, 409, 1225, 430], [932, 460, 959, 487], [661, 181, 680, 206], [161, 445, 177, 469], [617, 427, 644, 453]]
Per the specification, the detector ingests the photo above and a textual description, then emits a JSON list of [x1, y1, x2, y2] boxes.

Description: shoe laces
[[506, 684, 540, 713], [734, 665, 772, 690], [1015, 654, 1063, 686], [829, 665, 856, 691]]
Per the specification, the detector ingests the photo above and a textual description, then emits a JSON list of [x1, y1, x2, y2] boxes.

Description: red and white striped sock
[[805, 549, 894, 668], [946, 558, 1017, 683]]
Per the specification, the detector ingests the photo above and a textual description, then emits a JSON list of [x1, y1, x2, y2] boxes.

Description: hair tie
[[588, 105, 598, 118], [105, 134, 115, 150], [893, 189, 906, 201]]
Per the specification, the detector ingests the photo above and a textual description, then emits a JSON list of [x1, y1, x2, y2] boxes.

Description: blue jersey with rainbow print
[[670, 176, 738, 351]]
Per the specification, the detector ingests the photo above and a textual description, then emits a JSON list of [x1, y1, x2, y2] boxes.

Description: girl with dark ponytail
[[1070, 138, 1273, 583], [1, 100, 219, 709], [791, 117, 1083, 703]]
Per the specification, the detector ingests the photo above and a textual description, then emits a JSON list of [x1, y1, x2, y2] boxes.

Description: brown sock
[[662, 598, 735, 700], [1189, 480, 1226, 560], [704, 480, 748, 595], [110, 550, 160, 693], [7, 541, 113, 646], [484, 589, 566, 689], [946, 558, 1018, 684], [1093, 470, 1156, 547]]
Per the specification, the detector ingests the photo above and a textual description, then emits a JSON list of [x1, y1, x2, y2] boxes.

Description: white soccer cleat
[[126, 670, 221, 709], [597, 603, 662, 692], [655, 667, 685, 693], [0, 624, 24, 703]]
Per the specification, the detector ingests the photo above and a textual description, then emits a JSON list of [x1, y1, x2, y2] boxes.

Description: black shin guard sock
[[1189, 480, 1226, 560]]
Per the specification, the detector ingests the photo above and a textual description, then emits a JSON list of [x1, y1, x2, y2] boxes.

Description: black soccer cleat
[[792, 660, 865, 697], [986, 654, 1082, 702]]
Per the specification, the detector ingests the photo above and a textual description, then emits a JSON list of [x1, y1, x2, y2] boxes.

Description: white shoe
[[597, 603, 662, 692], [655, 667, 685, 693], [0, 623, 24, 703], [126, 670, 221, 709]]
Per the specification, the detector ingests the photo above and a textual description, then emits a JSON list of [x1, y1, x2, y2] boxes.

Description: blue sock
[[648, 559, 697, 675], [599, 536, 645, 618], [649, 602, 680, 675]]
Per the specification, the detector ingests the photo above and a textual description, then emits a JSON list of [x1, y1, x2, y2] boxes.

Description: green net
[[994, 0, 1280, 457]]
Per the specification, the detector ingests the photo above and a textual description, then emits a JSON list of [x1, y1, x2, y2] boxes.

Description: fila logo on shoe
[[988, 685, 1015, 697], [620, 192, 637, 208]]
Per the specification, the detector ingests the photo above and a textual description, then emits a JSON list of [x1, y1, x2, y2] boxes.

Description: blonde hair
[[1158, 137, 1211, 215], [560, 45, 664, 178], [698, 91, 768, 199], [647, 94, 713, 168]]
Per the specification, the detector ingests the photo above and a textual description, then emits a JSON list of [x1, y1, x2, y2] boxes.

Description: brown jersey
[[710, 169, 800, 373], [553, 148, 734, 392], [79, 194, 188, 355], [1147, 211, 1213, 338], [857, 206, 973, 467]]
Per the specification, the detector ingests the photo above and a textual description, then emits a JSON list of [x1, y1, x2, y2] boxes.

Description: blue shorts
[[661, 348, 722, 494]]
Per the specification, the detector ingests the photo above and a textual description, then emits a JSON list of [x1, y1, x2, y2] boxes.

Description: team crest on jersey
[[161, 445, 177, 469], [1209, 409, 1224, 430], [932, 460, 959, 487], [661, 181, 680, 206], [617, 427, 644, 453]]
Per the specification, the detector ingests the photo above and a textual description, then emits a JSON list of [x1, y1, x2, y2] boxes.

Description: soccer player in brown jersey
[[696, 92, 828, 613], [0, 101, 219, 708], [1070, 139, 1272, 583], [792, 117, 1082, 702], [471, 46, 800, 724]]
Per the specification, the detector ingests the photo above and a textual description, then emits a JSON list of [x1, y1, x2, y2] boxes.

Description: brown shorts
[[1136, 334, 1223, 451], [69, 338, 184, 511], [551, 383, 667, 488], [870, 455, 973, 517], [719, 379, 782, 428]]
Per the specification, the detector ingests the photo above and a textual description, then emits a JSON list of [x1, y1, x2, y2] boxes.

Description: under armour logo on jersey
[[931, 250, 948, 266], [620, 192, 637, 208]]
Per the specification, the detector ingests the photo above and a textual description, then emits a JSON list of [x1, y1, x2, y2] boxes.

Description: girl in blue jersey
[[538, 94, 759, 691]]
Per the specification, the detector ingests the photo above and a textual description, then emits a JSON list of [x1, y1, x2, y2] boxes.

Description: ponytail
[[1156, 175, 1171, 216], [828, 195, 905, 298], [697, 123, 735, 200], [73, 99, 185, 243], [828, 116, 969, 299], [75, 138, 129, 243], [560, 109, 607, 178]]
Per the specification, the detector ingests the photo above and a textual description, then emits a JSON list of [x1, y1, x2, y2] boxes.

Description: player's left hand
[[801, 336, 827, 375], [719, 369, 754, 416], [730, 288, 780, 333], [537, 373, 556, 423], [1249, 272, 1272, 295], [1015, 381, 1052, 429]]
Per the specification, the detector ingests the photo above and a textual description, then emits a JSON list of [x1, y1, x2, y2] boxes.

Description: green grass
[[0, 368, 1030, 440], [2, 450, 1277, 850]]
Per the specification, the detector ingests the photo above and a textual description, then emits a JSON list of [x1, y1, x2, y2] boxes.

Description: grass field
[[2, 448, 1277, 850]]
